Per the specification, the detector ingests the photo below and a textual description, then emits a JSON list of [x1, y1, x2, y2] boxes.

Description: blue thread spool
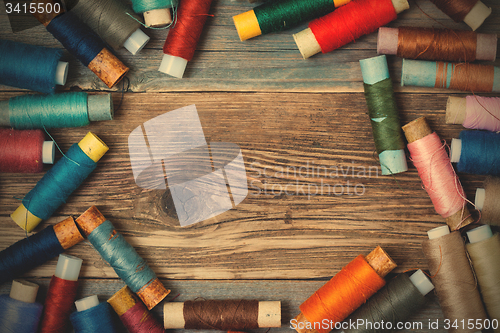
[[450, 130, 500, 176], [76, 206, 170, 310], [33, 5, 128, 88], [0, 280, 44, 333], [0, 92, 113, 129], [70, 296, 119, 333], [10, 132, 108, 232], [0, 39, 68, 94], [0, 217, 83, 285]]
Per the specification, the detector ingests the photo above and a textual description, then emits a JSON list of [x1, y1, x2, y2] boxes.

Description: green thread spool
[[359, 55, 407, 175], [466, 225, 500, 333], [0, 92, 113, 129], [66, 0, 150, 55], [233, 0, 351, 41]]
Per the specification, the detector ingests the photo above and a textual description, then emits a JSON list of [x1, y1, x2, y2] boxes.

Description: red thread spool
[[40, 254, 82, 333], [293, 0, 409, 59], [108, 286, 164, 333], [293, 246, 397, 333], [0, 128, 54, 173], [159, 0, 213, 78]]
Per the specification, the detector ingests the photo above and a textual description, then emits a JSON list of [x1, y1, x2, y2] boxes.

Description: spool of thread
[[0, 39, 68, 94], [342, 270, 434, 333], [0, 217, 84, 285], [0, 129, 54, 173], [233, 0, 351, 41], [67, 0, 150, 55], [475, 176, 500, 227], [164, 300, 281, 329], [402, 117, 473, 230], [39, 254, 83, 333], [378, 27, 497, 62], [0, 92, 113, 129], [293, 246, 397, 333], [292, 0, 409, 59], [131, 0, 176, 28], [422, 226, 488, 333], [446, 96, 500, 131], [108, 286, 164, 333], [401, 59, 500, 93], [430, 0, 492, 31], [70, 296, 119, 333], [159, 0, 213, 78], [32, 0, 129, 88], [0, 280, 44, 333], [10, 132, 108, 232], [450, 130, 500, 176], [75, 206, 170, 310], [359, 55, 407, 175], [466, 225, 500, 332]]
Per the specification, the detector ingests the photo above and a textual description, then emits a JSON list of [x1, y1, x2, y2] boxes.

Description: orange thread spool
[[294, 246, 396, 333]]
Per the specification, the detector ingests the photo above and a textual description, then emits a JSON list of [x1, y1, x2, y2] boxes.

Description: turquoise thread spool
[[0, 92, 113, 129]]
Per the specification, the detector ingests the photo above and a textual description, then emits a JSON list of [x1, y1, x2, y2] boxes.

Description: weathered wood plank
[[0, 279, 448, 333], [0, 0, 498, 92], [0, 92, 492, 280]]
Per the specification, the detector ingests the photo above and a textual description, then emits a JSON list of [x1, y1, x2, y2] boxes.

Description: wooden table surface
[[1, 0, 499, 332]]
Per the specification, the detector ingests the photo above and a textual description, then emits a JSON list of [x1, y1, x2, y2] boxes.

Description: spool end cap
[[475, 188, 485, 211], [43, 141, 55, 164], [55, 254, 83, 281], [10, 279, 39, 303], [55, 61, 69, 86], [11, 204, 43, 232], [158, 54, 188, 78], [467, 224, 492, 243], [449, 138, 462, 163], [123, 29, 150, 55], [75, 295, 99, 312], [144, 8, 172, 28], [409, 269, 434, 296], [427, 225, 450, 239]]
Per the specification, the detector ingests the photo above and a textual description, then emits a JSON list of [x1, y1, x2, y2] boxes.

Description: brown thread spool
[[402, 117, 474, 230], [429, 0, 492, 31], [32, 0, 129, 88], [466, 225, 500, 333], [164, 300, 281, 330], [377, 27, 497, 62], [293, 246, 397, 333], [475, 176, 500, 227], [76, 206, 170, 310], [422, 226, 488, 333]]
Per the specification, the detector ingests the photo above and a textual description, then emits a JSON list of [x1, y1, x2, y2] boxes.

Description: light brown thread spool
[[163, 300, 281, 329], [422, 226, 488, 333], [466, 225, 500, 333], [476, 177, 500, 227], [293, 246, 397, 333], [436, 62, 495, 92], [32, 0, 129, 88], [429, 0, 492, 31], [402, 117, 474, 230]]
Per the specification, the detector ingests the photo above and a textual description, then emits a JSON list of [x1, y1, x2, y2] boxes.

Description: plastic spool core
[[55, 254, 83, 281], [10, 279, 39, 303], [87, 94, 114, 122], [43, 141, 55, 164], [123, 29, 150, 55], [75, 295, 99, 312], [449, 138, 462, 163], [144, 8, 172, 28], [158, 54, 188, 78], [409, 269, 434, 296], [427, 225, 450, 239], [55, 61, 69, 86], [463, 1, 492, 31], [475, 188, 485, 210], [467, 224, 493, 243]]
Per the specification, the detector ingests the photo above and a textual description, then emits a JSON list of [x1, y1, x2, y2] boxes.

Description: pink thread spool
[[446, 96, 500, 132]]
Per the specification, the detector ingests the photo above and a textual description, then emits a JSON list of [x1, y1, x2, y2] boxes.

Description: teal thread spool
[[0, 92, 113, 129], [131, 0, 178, 28], [401, 59, 500, 92], [76, 206, 170, 310], [0, 39, 68, 94], [359, 55, 407, 175]]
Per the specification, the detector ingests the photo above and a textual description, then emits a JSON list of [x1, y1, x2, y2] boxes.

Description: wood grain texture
[[0, 279, 448, 333]]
